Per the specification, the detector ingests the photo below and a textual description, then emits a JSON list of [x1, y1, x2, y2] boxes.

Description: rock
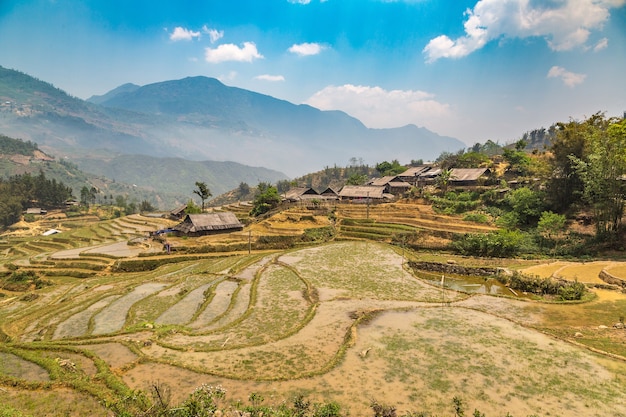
[[613, 322, 624, 329], [144, 323, 154, 329], [574, 332, 584, 338], [598, 325, 609, 329]]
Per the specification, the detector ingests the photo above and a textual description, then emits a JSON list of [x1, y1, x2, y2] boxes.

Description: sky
[[1, 0, 625, 146]]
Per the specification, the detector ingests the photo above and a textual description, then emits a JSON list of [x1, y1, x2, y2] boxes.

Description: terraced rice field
[[2, 211, 626, 417]]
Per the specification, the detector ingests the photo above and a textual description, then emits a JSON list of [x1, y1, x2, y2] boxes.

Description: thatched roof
[[338, 185, 385, 199], [173, 212, 243, 234], [450, 168, 490, 182]]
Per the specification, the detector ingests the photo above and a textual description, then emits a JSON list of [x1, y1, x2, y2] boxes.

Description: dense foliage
[[0, 134, 38, 155], [0, 170, 73, 227]]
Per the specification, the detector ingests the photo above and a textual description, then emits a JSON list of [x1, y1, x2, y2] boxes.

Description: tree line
[[0, 170, 73, 227]]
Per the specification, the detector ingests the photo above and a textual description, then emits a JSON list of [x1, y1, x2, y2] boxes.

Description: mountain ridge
[[0, 66, 465, 178]]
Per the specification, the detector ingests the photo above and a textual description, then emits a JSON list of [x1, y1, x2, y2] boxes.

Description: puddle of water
[[418, 273, 531, 298]]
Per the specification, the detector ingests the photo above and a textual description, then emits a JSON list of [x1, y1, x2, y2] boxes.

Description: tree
[[503, 140, 531, 175], [184, 199, 202, 214], [436, 168, 453, 194], [375, 160, 404, 176], [250, 182, 281, 216], [346, 173, 368, 185], [571, 117, 626, 238], [193, 181, 212, 211], [537, 211, 567, 256], [506, 187, 545, 226], [237, 182, 251, 197], [545, 114, 603, 212], [139, 200, 155, 212]]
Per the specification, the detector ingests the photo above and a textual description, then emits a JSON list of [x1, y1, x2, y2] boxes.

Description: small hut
[[172, 212, 243, 237]]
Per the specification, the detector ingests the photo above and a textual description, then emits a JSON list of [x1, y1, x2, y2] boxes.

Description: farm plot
[[3, 238, 626, 417]]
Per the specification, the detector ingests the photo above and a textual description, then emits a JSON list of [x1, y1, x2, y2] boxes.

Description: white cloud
[[288, 42, 326, 56], [547, 66, 586, 87], [594, 37, 609, 51], [202, 26, 224, 43], [204, 42, 263, 63], [424, 0, 625, 62], [288, 0, 312, 3], [255, 74, 286, 82], [305, 84, 450, 129], [170, 26, 201, 41]]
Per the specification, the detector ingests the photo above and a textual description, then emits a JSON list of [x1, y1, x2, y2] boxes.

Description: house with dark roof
[[319, 187, 339, 200], [172, 212, 243, 237]]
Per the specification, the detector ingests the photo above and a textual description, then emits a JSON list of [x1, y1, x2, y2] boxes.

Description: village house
[[449, 168, 492, 187], [338, 185, 388, 202], [172, 212, 243, 237], [282, 187, 320, 202], [368, 176, 412, 196], [169, 204, 188, 220], [396, 165, 434, 185], [319, 187, 339, 201]]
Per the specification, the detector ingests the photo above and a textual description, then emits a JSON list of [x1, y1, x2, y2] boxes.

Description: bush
[[462, 212, 489, 224], [451, 230, 525, 257]]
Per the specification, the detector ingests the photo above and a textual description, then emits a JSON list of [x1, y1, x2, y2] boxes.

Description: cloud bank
[[424, 0, 625, 62], [305, 84, 450, 129]]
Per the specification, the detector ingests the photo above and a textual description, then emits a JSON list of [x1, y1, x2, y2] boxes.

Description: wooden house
[[282, 187, 319, 202], [338, 185, 387, 201], [169, 204, 188, 220], [397, 166, 433, 185], [319, 187, 339, 200], [368, 176, 412, 195], [449, 168, 491, 186], [172, 212, 243, 237]]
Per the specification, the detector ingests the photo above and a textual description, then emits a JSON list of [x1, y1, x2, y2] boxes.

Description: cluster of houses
[[283, 166, 492, 203], [166, 165, 491, 238]]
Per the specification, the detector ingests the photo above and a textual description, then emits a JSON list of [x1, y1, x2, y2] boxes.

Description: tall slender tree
[[193, 181, 212, 211]]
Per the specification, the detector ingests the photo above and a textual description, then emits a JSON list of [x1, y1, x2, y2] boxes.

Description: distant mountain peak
[[87, 83, 141, 104]]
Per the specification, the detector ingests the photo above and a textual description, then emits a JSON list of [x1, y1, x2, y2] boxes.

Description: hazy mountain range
[[0, 65, 467, 209], [0, 66, 464, 177]]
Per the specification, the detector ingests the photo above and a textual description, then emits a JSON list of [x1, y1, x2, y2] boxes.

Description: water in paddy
[[419, 273, 530, 298]]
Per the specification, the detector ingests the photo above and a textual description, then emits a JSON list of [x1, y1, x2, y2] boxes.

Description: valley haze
[[0, 67, 464, 178]]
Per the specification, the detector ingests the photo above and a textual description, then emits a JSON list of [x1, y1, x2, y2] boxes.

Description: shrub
[[462, 212, 489, 224], [451, 230, 525, 257]]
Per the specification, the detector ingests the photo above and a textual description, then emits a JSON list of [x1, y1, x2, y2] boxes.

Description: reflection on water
[[419, 273, 528, 298]]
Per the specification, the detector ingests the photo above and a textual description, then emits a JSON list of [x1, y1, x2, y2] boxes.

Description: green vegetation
[[0, 134, 38, 155], [250, 182, 282, 216]]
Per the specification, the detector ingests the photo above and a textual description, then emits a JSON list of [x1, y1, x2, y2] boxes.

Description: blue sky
[[1, 0, 625, 145]]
